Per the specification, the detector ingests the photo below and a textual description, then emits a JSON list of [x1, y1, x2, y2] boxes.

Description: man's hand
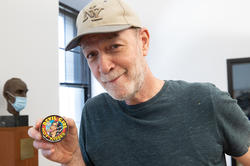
[[28, 117, 85, 165], [234, 146, 250, 166]]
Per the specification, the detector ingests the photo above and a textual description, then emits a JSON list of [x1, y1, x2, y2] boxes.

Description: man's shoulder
[[84, 92, 111, 108], [167, 80, 215, 93]]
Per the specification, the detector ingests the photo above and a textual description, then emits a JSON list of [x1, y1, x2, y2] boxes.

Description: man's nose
[[98, 53, 115, 74]]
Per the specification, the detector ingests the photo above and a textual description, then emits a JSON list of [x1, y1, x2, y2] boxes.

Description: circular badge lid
[[40, 115, 68, 143]]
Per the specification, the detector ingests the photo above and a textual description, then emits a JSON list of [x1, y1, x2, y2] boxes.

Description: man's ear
[[140, 28, 150, 57]]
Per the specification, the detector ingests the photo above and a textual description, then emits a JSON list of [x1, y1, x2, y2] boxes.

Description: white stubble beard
[[104, 55, 146, 102]]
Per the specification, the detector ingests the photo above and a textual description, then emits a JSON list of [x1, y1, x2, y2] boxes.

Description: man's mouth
[[101, 70, 126, 83], [108, 74, 122, 83], [103, 73, 122, 84]]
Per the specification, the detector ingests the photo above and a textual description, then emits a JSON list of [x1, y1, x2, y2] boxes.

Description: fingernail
[[27, 129, 31, 137], [33, 141, 38, 148]]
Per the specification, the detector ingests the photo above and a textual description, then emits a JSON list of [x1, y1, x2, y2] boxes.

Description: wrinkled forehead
[[80, 32, 120, 49]]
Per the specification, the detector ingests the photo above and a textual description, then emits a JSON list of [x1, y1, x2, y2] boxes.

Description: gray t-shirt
[[79, 80, 250, 166]]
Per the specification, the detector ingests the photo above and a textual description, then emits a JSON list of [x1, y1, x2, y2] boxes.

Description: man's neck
[[125, 74, 164, 105]]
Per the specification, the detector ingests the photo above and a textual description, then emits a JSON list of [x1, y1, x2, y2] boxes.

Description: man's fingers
[[28, 127, 42, 140], [28, 118, 43, 140], [34, 118, 43, 130], [33, 140, 54, 150], [41, 149, 54, 157]]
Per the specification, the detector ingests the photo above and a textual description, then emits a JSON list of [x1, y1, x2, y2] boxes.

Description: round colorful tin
[[40, 115, 68, 143]]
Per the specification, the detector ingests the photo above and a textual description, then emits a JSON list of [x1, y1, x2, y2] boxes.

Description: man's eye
[[110, 44, 121, 49], [86, 51, 97, 59]]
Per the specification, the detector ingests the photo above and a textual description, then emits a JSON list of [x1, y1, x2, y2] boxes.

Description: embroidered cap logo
[[82, 5, 104, 23]]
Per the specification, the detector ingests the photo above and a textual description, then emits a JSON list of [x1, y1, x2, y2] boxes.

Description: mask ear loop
[[6, 91, 16, 104]]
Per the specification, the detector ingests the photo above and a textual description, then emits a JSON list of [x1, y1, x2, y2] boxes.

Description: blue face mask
[[7, 91, 27, 112]]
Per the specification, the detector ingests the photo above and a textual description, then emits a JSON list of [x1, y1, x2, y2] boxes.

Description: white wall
[[0, 0, 60, 165]]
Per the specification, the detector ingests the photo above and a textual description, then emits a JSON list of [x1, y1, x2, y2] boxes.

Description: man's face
[[80, 28, 148, 101]]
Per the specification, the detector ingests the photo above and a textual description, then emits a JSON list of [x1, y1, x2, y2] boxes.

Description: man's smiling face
[[80, 28, 148, 101]]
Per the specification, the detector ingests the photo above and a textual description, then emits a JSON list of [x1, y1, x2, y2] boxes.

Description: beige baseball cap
[[65, 0, 142, 51]]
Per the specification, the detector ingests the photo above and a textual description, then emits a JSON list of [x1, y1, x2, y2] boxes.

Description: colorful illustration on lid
[[41, 115, 68, 143]]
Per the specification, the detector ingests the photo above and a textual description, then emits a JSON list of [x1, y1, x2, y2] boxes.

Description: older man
[[28, 0, 250, 165]]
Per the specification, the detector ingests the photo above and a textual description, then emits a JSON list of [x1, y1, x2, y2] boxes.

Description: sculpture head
[[3, 78, 28, 116]]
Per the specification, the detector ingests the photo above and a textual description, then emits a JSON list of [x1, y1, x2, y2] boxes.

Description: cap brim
[[65, 25, 133, 51]]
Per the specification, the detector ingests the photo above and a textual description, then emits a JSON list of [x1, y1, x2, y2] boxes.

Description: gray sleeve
[[209, 85, 250, 157]]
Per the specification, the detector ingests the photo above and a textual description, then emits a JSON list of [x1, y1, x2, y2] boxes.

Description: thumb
[[63, 117, 78, 136]]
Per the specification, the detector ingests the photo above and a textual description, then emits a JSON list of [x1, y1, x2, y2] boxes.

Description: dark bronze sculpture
[[3, 78, 28, 115], [1, 78, 28, 127]]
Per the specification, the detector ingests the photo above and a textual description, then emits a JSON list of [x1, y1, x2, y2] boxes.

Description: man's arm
[[234, 146, 250, 166]]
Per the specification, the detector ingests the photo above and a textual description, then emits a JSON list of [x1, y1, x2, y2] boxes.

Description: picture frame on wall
[[227, 57, 250, 166]]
